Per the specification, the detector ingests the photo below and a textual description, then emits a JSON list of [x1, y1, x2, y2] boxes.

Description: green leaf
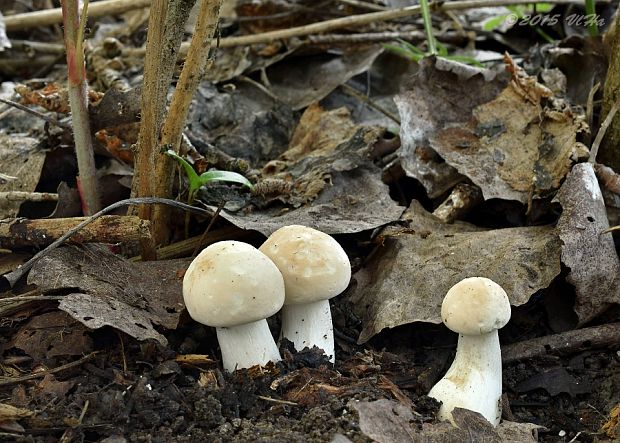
[[198, 170, 254, 190], [383, 43, 424, 62], [444, 55, 484, 67], [482, 14, 512, 31], [165, 149, 253, 203], [165, 150, 201, 200]]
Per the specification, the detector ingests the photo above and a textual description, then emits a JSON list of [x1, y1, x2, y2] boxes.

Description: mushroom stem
[[429, 331, 503, 426], [280, 300, 335, 362], [216, 319, 281, 372]]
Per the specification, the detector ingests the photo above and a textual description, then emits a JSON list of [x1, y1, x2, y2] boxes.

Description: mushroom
[[182, 241, 285, 372], [428, 277, 511, 426], [259, 225, 351, 362]]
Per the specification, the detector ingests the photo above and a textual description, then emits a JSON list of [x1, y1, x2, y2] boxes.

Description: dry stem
[[130, 0, 196, 226], [62, 0, 101, 214], [151, 0, 223, 245], [5, 0, 151, 31]]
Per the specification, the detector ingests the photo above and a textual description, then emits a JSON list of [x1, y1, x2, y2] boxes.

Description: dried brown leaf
[[554, 162, 620, 324], [349, 200, 561, 343]]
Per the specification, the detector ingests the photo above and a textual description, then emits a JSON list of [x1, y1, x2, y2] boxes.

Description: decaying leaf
[[350, 399, 417, 443], [9, 311, 94, 361], [349, 200, 561, 343], [396, 56, 588, 202], [187, 82, 296, 165], [0, 133, 47, 218], [267, 46, 382, 110], [554, 162, 620, 324], [395, 57, 505, 198], [351, 400, 541, 443], [214, 104, 404, 235], [515, 367, 591, 397], [27, 245, 190, 345]]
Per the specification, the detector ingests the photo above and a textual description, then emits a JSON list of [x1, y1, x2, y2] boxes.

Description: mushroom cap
[[441, 277, 511, 335], [183, 241, 285, 327], [259, 225, 351, 305]]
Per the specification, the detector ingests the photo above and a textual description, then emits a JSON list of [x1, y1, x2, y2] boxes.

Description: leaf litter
[[0, 1, 619, 441]]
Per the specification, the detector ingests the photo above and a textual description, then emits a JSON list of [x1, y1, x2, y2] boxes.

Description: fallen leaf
[[395, 57, 505, 198], [0, 133, 47, 218], [515, 367, 591, 397], [27, 245, 190, 345], [9, 311, 93, 361], [554, 162, 620, 324], [396, 56, 588, 202], [351, 399, 417, 443], [349, 200, 561, 343], [352, 400, 541, 443], [267, 47, 383, 110], [214, 104, 404, 235]]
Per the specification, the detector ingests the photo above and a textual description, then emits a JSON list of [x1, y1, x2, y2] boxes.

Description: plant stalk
[[151, 0, 223, 245], [61, 0, 101, 215]]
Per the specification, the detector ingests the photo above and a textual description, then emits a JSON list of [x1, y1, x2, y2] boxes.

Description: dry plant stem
[[152, 0, 223, 245], [2, 197, 213, 288], [6, 0, 596, 33], [502, 323, 620, 364], [0, 215, 150, 249], [166, 0, 592, 53], [0, 97, 70, 128], [4, 0, 151, 31], [590, 97, 620, 162], [600, 8, 620, 170], [62, 0, 101, 215], [0, 191, 59, 202], [0, 352, 99, 387], [129, 226, 249, 261], [130, 0, 196, 222]]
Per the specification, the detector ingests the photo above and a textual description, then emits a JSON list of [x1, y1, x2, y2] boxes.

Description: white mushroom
[[183, 241, 285, 372], [259, 225, 351, 362], [428, 277, 511, 426]]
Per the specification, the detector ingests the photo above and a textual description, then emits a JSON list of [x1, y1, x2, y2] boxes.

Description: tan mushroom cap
[[183, 241, 285, 327], [259, 225, 351, 305], [441, 277, 511, 335]]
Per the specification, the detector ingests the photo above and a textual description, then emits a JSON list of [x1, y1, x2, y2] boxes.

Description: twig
[[0, 191, 59, 202], [152, 0, 223, 245], [256, 395, 299, 406], [188, 0, 592, 50], [192, 200, 225, 258], [0, 98, 70, 129], [340, 83, 401, 124], [0, 352, 99, 387], [502, 323, 620, 364], [590, 96, 620, 163], [334, 0, 387, 11], [4, 0, 152, 32], [2, 197, 214, 287]]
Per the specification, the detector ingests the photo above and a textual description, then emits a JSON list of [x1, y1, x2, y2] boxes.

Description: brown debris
[[0, 215, 151, 249]]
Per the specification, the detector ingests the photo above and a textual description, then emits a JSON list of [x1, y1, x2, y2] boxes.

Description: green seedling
[[384, 0, 482, 67], [384, 39, 483, 67], [165, 149, 253, 204]]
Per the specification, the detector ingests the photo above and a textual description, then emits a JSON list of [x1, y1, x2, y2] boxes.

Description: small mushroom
[[428, 277, 511, 426], [183, 241, 285, 372], [259, 225, 351, 362]]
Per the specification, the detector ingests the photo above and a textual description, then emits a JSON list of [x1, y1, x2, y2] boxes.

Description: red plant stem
[[61, 0, 101, 215]]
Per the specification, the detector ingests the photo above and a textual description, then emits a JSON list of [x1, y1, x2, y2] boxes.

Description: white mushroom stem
[[216, 319, 281, 372], [280, 300, 335, 363], [428, 331, 503, 426]]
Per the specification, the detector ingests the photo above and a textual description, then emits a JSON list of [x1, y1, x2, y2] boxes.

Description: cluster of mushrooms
[[182, 225, 512, 428]]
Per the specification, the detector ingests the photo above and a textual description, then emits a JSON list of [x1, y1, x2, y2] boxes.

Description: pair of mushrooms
[[182, 225, 351, 373]]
